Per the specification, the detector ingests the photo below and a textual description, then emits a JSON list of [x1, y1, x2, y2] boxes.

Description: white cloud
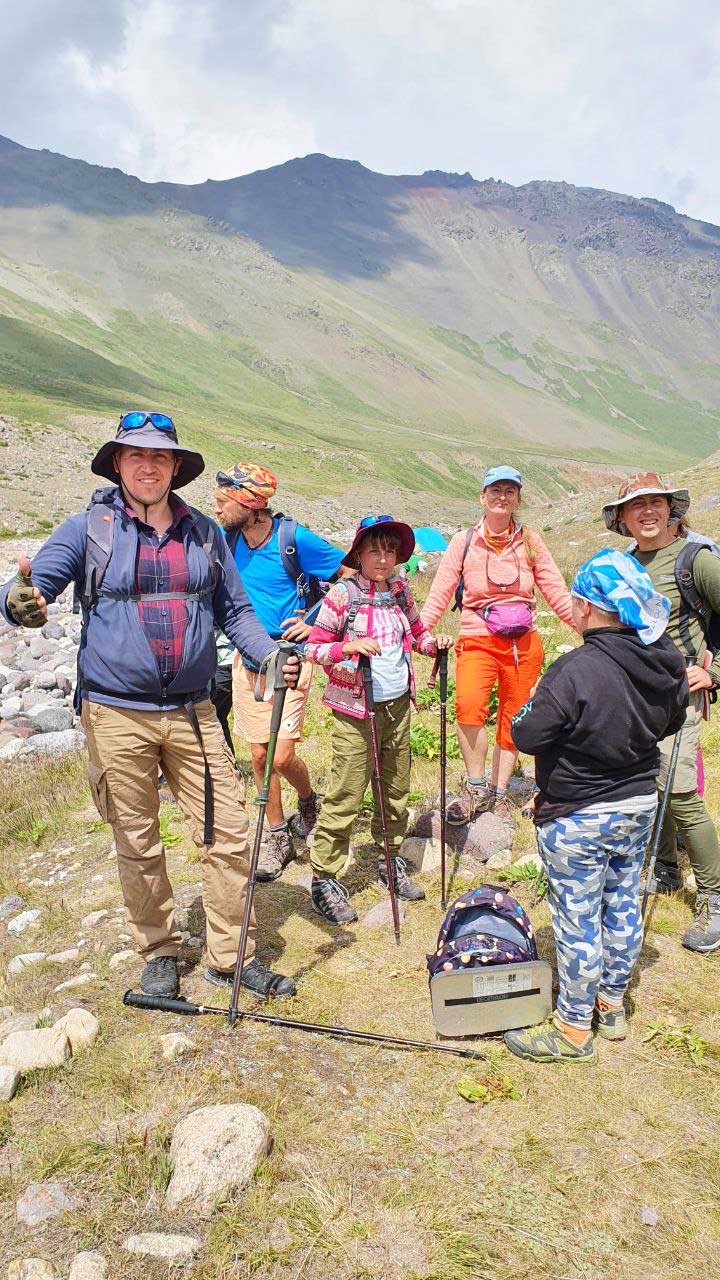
[[3, 0, 720, 221]]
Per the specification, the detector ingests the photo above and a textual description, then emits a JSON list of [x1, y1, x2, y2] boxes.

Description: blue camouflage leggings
[[537, 796, 657, 1028]]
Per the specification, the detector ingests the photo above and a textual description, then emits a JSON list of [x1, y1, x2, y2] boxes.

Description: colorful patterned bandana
[[215, 461, 277, 509], [571, 549, 670, 645]]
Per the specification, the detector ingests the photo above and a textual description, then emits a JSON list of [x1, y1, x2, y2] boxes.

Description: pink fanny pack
[[482, 602, 533, 637]]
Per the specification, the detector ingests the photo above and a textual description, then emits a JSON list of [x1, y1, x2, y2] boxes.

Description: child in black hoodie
[[506, 549, 687, 1064]]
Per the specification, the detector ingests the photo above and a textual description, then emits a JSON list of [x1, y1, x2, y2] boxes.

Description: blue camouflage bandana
[[571, 549, 670, 645]]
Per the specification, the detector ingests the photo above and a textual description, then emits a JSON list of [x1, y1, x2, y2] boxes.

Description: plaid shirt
[[126, 497, 191, 688]]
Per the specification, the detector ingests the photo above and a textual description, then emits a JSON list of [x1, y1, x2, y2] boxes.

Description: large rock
[[6, 953, 46, 979], [7, 910, 43, 938], [0, 1013, 40, 1041], [0, 1065, 20, 1100], [398, 836, 442, 873], [124, 1234, 202, 1262], [0, 1029, 71, 1073], [408, 809, 512, 860], [68, 1253, 107, 1280], [52, 1009, 99, 1053], [6, 1262, 57, 1280], [81, 910, 109, 929], [165, 1103, 272, 1216], [16, 1181, 76, 1226], [5, 730, 84, 759], [26, 706, 74, 734], [0, 739, 27, 761]]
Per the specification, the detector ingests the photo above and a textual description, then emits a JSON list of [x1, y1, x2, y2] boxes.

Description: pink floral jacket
[[304, 572, 436, 719]]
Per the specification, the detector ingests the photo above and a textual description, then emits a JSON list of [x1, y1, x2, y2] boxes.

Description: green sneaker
[[594, 1003, 626, 1041], [504, 1016, 596, 1064]]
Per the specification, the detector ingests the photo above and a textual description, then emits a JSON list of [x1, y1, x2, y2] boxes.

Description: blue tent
[[413, 526, 448, 553]]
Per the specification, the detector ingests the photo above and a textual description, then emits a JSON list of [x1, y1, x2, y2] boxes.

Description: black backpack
[[674, 536, 720, 663]]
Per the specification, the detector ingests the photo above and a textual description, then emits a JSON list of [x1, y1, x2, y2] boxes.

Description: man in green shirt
[[603, 472, 720, 953]]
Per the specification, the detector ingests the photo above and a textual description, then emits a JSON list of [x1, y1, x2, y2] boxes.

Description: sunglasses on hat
[[119, 411, 177, 437], [358, 515, 394, 530]]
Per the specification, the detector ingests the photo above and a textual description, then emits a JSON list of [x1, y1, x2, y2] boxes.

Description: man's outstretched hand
[[7, 557, 47, 628]]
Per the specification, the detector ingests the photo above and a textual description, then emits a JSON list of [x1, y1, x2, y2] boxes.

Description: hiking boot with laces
[[140, 955, 179, 998], [256, 825, 296, 882], [377, 856, 425, 902], [493, 793, 515, 824], [504, 1015, 596, 1064], [447, 780, 493, 826], [205, 955, 296, 998], [682, 892, 720, 954], [593, 1002, 627, 1041], [640, 860, 683, 897], [311, 876, 358, 925], [298, 790, 321, 843]]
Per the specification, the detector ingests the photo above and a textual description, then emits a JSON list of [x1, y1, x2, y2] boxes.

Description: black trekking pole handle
[[642, 727, 683, 925], [228, 641, 298, 1024], [360, 654, 402, 945], [438, 647, 449, 702]]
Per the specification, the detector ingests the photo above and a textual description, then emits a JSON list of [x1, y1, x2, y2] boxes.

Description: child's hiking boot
[[504, 1016, 596, 1064], [378, 856, 425, 901], [640, 860, 683, 896], [493, 793, 515, 824], [593, 1002, 627, 1041], [447, 780, 493, 825], [205, 956, 296, 998], [298, 790, 322, 843], [311, 876, 358, 925], [140, 955, 179, 998], [682, 892, 720, 953], [256, 825, 296, 882]]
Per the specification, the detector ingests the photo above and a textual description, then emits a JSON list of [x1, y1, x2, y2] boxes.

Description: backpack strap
[[79, 495, 116, 611], [343, 577, 365, 640], [277, 514, 312, 606], [452, 528, 474, 612], [675, 542, 711, 662]]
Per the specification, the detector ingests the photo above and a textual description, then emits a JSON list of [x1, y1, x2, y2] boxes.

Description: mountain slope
[[1, 135, 719, 523]]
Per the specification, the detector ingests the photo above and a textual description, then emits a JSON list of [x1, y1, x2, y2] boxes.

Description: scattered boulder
[[6, 1261, 56, 1280], [359, 898, 407, 929], [68, 1253, 107, 1280], [7, 730, 85, 759], [6, 953, 46, 979], [123, 1234, 202, 1262], [0, 1029, 71, 1073], [0, 1013, 40, 1041], [486, 848, 513, 870], [26, 705, 74, 734], [16, 1181, 76, 1226], [398, 835, 442, 873], [52, 1009, 99, 1053], [409, 809, 512, 860], [159, 1033, 196, 1061], [46, 948, 81, 964], [0, 1065, 20, 1101], [81, 910, 109, 929], [7, 910, 44, 938], [165, 1103, 272, 1216], [108, 949, 136, 970], [53, 975, 96, 992]]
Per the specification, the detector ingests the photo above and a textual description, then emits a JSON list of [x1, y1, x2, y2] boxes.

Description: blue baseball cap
[[483, 465, 522, 490]]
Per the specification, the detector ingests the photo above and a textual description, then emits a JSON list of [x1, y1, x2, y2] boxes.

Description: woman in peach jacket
[[420, 465, 574, 823]]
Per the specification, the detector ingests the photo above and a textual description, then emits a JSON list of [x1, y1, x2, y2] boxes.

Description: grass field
[[1, 502, 720, 1277]]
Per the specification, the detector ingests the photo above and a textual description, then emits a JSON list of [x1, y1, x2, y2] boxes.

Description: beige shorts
[[232, 655, 313, 743]]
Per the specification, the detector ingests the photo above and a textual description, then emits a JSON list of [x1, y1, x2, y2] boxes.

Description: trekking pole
[[122, 991, 488, 1060], [429, 648, 449, 908], [359, 654, 401, 945], [642, 728, 682, 925], [227, 640, 296, 1026]]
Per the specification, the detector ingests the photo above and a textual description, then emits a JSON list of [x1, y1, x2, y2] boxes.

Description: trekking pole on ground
[[225, 640, 297, 1026], [359, 654, 401, 945], [642, 728, 682, 925], [430, 649, 449, 908]]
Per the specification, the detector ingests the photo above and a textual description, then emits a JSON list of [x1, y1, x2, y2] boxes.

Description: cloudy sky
[[4, 0, 720, 222]]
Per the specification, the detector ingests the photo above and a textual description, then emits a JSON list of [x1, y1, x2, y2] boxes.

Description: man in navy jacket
[[1, 412, 300, 1001]]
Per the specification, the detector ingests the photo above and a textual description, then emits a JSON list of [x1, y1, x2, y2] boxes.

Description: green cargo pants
[[657, 693, 720, 894], [311, 693, 411, 878]]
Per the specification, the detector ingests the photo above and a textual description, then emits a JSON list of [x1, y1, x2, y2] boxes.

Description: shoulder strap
[[675, 542, 710, 661], [342, 576, 365, 639], [277, 515, 311, 603], [80, 499, 115, 610], [452, 528, 474, 612]]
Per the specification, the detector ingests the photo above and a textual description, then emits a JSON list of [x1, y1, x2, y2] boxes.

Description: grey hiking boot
[[205, 956, 296, 998], [682, 892, 720, 954], [298, 790, 322, 843], [447, 780, 493, 826], [140, 955, 179, 998], [311, 876, 358, 925], [256, 825, 296, 882], [378, 856, 425, 901], [640, 860, 683, 897]]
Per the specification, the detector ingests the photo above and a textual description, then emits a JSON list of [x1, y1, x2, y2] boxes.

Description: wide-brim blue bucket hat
[[91, 413, 205, 489]]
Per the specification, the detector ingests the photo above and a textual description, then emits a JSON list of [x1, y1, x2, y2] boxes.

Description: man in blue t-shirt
[[212, 460, 346, 881]]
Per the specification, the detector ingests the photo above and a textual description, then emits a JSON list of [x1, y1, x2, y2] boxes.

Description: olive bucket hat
[[91, 411, 205, 489], [601, 471, 690, 537]]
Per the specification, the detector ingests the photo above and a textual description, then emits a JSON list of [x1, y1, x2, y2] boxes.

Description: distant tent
[[413, 526, 448, 553]]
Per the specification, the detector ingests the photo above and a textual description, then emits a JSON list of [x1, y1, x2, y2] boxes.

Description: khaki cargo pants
[[81, 698, 253, 970]]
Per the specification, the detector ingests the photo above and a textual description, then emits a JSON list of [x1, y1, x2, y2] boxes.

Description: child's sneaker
[[311, 876, 358, 925], [378, 856, 425, 901], [447, 780, 493, 825], [504, 1016, 596, 1064], [593, 1002, 627, 1040]]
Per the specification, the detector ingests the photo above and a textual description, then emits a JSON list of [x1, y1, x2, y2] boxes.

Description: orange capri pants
[[455, 631, 544, 750]]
